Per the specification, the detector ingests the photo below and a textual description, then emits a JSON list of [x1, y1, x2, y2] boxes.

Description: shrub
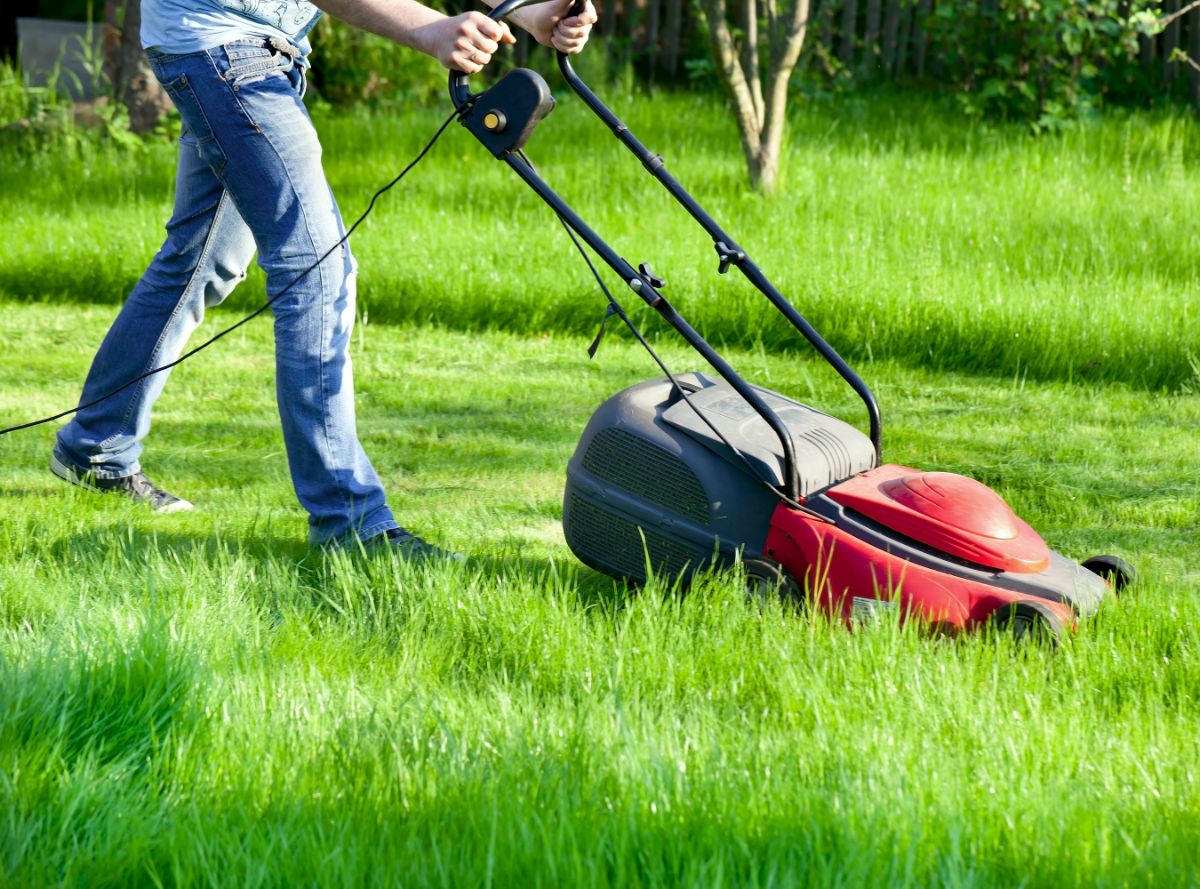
[[307, 15, 448, 109], [921, 0, 1155, 128]]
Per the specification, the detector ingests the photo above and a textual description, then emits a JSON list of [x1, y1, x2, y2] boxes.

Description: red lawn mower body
[[763, 466, 1088, 633], [563, 375, 1117, 637]]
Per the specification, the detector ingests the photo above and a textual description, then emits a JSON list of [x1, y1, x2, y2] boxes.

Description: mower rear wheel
[[743, 558, 803, 607], [988, 602, 1063, 647], [1082, 555, 1136, 594]]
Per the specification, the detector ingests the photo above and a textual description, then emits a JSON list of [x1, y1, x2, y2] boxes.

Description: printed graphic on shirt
[[218, 0, 318, 32]]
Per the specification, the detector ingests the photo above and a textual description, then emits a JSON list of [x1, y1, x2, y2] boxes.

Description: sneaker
[[376, 527, 464, 563], [50, 454, 193, 514]]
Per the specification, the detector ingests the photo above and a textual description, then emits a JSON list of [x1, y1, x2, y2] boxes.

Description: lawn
[[0, 90, 1198, 886]]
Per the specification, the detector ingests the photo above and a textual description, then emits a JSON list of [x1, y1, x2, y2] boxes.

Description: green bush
[[307, 15, 448, 109], [921, 0, 1156, 128]]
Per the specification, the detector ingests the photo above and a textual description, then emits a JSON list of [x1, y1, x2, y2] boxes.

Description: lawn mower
[[451, 2, 1134, 640]]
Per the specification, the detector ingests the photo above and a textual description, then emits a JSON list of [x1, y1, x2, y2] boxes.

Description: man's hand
[[511, 0, 598, 54], [310, 0, 596, 73], [413, 11, 516, 72]]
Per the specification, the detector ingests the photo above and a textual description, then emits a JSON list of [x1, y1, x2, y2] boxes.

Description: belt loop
[[268, 36, 300, 59]]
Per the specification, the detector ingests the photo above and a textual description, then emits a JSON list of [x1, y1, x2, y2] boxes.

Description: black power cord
[[0, 107, 465, 438]]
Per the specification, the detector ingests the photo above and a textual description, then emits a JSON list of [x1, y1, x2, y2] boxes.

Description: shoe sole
[[50, 455, 194, 514]]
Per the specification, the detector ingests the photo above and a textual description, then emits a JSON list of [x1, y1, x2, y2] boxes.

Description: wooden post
[[895, 0, 914, 79], [1190, 3, 1200, 106], [914, 0, 931, 77], [818, 0, 840, 47], [646, 0, 662, 85], [1139, 30, 1156, 70], [838, 0, 859, 65], [814, 0, 840, 74], [1127, 0, 1155, 71], [881, 0, 901, 76], [602, 0, 619, 39], [626, 0, 643, 74], [862, 0, 882, 75], [662, 0, 683, 78], [1165, 0, 1181, 86]]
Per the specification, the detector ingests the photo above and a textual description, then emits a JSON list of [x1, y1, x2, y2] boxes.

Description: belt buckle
[[268, 36, 300, 58]]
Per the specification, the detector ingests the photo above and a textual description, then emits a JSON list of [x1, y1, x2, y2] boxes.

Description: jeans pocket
[[159, 72, 227, 175], [223, 43, 293, 89]]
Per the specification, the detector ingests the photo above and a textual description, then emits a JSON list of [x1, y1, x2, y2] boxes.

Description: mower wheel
[[1082, 555, 1136, 594], [743, 558, 803, 607], [988, 602, 1062, 647]]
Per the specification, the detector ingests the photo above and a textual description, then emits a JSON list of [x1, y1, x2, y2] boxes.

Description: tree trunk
[[742, 0, 765, 123], [701, 0, 810, 192], [758, 0, 810, 191], [104, 0, 170, 133]]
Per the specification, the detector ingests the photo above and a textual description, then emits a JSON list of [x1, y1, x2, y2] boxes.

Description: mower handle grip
[[450, 0, 590, 109], [449, 0, 538, 109], [555, 0, 589, 66]]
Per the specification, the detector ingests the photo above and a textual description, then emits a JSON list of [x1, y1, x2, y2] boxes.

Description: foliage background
[[5, 1, 1194, 127]]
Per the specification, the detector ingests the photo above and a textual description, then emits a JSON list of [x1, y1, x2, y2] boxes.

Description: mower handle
[[449, 0, 544, 109], [552, 31, 883, 463], [450, 0, 590, 109]]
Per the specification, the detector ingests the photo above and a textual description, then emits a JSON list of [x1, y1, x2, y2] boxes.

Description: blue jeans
[[54, 38, 399, 545]]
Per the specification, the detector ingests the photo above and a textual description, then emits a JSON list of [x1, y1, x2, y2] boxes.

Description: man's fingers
[[451, 49, 487, 71], [461, 33, 500, 56], [473, 13, 515, 45], [445, 12, 517, 71], [553, 37, 585, 54], [550, 0, 595, 53], [561, 0, 598, 26]]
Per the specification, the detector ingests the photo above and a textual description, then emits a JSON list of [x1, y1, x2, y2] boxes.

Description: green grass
[[1, 93, 1198, 390], [1, 90, 1199, 885], [1, 304, 1198, 886]]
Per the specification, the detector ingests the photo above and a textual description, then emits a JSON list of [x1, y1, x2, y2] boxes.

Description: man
[[50, 0, 597, 557]]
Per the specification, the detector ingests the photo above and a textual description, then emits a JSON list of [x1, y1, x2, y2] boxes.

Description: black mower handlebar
[[447, 0, 884, 487], [449, 0, 588, 109]]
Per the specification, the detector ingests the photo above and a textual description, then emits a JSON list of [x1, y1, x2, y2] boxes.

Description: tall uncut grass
[[0, 92, 1197, 391], [1, 302, 1197, 885], [0, 88, 1198, 886]]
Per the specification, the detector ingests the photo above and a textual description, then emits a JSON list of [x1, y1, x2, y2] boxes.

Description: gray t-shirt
[[141, 0, 322, 57]]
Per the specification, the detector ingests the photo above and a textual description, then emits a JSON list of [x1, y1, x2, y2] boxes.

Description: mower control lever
[[637, 263, 666, 288], [715, 241, 746, 275]]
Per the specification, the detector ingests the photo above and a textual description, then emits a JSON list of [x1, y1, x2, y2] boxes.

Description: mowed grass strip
[[0, 92, 1197, 390], [0, 301, 1197, 886]]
